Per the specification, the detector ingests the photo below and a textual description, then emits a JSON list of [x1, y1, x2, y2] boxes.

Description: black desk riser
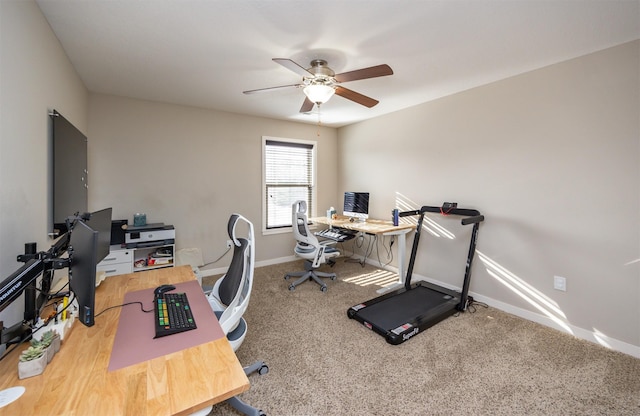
[[347, 203, 484, 345]]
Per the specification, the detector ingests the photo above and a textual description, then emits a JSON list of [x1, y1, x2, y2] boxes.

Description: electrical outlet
[[554, 275, 567, 292], [226, 239, 233, 249]]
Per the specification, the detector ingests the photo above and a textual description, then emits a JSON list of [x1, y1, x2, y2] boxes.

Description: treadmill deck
[[348, 283, 461, 344]]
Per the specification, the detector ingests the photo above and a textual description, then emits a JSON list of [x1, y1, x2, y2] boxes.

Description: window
[[262, 136, 316, 233]]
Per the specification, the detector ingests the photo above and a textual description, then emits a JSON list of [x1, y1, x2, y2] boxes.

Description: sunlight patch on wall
[[343, 269, 398, 287], [395, 192, 455, 239], [478, 250, 573, 335]]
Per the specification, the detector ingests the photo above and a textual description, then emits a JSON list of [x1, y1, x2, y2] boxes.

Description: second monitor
[[343, 192, 369, 221], [68, 207, 112, 327]]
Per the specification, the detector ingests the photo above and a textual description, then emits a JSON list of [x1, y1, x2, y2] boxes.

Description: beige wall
[[0, 1, 88, 327], [338, 41, 640, 353], [88, 95, 338, 265]]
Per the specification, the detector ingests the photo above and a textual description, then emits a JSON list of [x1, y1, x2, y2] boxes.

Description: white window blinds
[[264, 139, 315, 229]]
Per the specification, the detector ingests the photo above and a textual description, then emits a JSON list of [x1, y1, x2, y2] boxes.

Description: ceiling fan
[[243, 58, 393, 113]]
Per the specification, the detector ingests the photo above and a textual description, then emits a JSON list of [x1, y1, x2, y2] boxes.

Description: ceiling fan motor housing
[[306, 59, 335, 85]]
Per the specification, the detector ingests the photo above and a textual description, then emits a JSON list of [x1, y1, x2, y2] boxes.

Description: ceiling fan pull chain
[[317, 104, 322, 137]]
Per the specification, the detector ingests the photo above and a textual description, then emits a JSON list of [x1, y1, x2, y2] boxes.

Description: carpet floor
[[204, 259, 640, 416]]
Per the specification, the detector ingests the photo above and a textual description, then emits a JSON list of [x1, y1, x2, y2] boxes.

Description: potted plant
[[31, 329, 60, 362], [18, 345, 47, 379], [31, 330, 56, 363], [50, 329, 61, 353]]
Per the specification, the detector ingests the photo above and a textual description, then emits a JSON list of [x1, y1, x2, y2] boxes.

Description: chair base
[[227, 360, 269, 416], [284, 261, 337, 292]]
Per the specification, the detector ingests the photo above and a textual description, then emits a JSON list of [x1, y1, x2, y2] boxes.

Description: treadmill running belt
[[355, 286, 456, 331]]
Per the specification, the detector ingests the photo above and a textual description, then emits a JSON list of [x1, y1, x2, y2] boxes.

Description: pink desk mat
[[108, 280, 224, 372]]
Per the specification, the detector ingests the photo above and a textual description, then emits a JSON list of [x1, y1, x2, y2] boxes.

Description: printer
[[125, 223, 175, 248]]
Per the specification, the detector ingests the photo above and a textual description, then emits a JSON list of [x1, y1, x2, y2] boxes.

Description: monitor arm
[[0, 258, 43, 346], [0, 232, 72, 350]]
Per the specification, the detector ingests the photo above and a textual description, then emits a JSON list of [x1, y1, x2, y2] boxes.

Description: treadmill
[[347, 203, 484, 345]]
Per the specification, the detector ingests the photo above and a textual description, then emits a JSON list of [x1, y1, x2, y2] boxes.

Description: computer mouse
[[154, 284, 176, 296]]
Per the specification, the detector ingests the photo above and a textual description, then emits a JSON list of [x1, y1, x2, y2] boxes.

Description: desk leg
[[377, 229, 411, 294]]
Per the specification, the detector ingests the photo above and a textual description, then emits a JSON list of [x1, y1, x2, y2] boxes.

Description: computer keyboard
[[315, 227, 356, 242], [154, 292, 197, 338]]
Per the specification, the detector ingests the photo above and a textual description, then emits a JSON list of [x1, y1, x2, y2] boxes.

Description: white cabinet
[[97, 246, 133, 278], [98, 243, 175, 277]]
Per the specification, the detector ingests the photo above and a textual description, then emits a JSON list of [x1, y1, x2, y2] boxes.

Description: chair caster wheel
[[330, 275, 337, 281], [320, 286, 327, 292], [288, 284, 295, 291], [258, 364, 269, 375], [284, 275, 289, 280]]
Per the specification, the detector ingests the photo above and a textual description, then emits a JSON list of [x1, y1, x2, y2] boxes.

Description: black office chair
[[285, 200, 340, 292], [192, 214, 268, 416]]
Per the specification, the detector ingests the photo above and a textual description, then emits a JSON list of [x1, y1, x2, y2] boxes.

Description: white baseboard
[[405, 270, 640, 359], [256, 255, 298, 268], [470, 293, 640, 359], [199, 255, 297, 278]]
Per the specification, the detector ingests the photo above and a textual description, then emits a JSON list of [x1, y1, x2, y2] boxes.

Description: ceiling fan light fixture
[[303, 84, 335, 104]]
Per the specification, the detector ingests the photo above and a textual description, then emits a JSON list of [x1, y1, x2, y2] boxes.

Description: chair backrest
[[291, 200, 320, 248], [215, 214, 255, 334]]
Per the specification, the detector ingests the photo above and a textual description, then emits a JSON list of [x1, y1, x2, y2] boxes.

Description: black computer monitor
[[85, 207, 112, 263], [343, 192, 370, 221], [69, 208, 112, 327], [68, 219, 100, 327]]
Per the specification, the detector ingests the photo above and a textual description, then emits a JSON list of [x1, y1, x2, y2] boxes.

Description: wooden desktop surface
[[311, 215, 417, 293], [310, 215, 415, 234], [0, 266, 249, 415]]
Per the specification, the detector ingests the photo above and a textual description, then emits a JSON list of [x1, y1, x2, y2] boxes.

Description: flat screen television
[[343, 192, 370, 221], [51, 110, 88, 235]]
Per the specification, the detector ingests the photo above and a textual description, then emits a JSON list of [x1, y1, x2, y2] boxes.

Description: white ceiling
[[36, 0, 640, 127]]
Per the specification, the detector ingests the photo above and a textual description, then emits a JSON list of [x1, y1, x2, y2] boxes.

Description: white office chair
[[285, 200, 340, 292], [192, 214, 268, 416]]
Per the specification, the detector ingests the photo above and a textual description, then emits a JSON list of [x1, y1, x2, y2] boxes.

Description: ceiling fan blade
[[299, 97, 315, 113], [334, 64, 393, 83], [243, 84, 302, 94], [334, 86, 379, 108], [273, 58, 312, 77]]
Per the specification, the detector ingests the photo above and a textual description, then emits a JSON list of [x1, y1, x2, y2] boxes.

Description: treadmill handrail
[[419, 205, 481, 218], [400, 204, 484, 311], [399, 206, 483, 224]]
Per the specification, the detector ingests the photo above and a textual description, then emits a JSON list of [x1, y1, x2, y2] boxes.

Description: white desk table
[[310, 216, 416, 293]]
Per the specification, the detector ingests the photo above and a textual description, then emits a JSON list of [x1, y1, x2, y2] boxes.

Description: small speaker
[[110, 219, 128, 246]]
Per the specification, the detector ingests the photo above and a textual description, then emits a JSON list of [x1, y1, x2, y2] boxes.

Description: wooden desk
[[0, 266, 249, 415], [310, 216, 416, 293]]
